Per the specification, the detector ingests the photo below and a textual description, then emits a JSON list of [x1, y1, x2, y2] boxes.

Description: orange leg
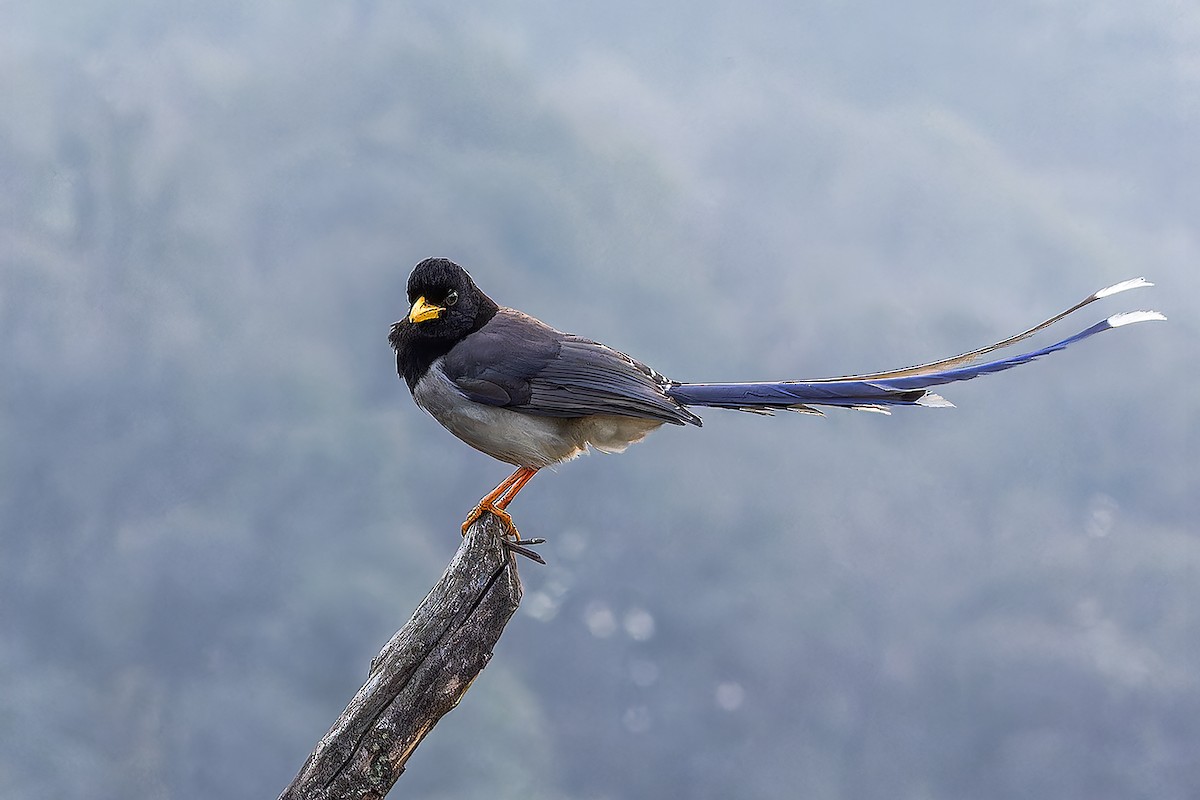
[[461, 466, 540, 537]]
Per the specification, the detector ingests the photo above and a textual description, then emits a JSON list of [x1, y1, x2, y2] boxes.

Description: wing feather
[[441, 309, 700, 426]]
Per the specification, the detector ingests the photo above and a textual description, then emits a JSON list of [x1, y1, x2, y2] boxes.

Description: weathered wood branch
[[280, 513, 525, 800]]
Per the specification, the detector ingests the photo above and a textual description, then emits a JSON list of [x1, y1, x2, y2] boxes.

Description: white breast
[[413, 359, 664, 467]]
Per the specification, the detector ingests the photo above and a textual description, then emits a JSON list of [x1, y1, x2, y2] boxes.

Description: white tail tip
[[917, 392, 955, 408], [849, 404, 893, 415], [1108, 310, 1167, 327], [1095, 277, 1153, 299]]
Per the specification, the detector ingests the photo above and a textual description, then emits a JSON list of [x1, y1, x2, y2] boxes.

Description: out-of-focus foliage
[[2, 2, 1196, 799]]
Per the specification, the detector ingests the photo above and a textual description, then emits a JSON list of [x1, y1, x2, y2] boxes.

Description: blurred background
[[2, 2, 1197, 798]]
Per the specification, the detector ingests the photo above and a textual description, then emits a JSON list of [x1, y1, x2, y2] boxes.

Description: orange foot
[[462, 466, 540, 538]]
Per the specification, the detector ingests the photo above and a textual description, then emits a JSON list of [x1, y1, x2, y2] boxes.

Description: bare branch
[[280, 514, 524, 799]]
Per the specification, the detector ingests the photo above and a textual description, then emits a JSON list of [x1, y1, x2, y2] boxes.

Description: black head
[[389, 258, 499, 389]]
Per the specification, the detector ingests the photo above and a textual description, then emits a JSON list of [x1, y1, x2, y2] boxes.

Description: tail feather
[[815, 276, 1155, 381], [666, 280, 1164, 415]]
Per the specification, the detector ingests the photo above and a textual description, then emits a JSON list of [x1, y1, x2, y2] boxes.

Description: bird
[[389, 257, 1164, 542]]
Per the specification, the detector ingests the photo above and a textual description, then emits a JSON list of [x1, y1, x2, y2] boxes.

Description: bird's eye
[[445, 290, 459, 306]]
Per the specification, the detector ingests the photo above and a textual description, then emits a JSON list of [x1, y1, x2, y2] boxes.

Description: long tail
[[666, 278, 1165, 415]]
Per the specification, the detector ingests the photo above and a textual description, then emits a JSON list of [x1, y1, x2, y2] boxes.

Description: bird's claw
[[462, 502, 523, 540], [461, 502, 514, 536], [504, 537, 547, 565], [461, 506, 546, 564]]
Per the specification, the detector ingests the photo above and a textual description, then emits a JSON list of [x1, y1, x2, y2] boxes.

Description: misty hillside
[[2, 3, 1196, 799]]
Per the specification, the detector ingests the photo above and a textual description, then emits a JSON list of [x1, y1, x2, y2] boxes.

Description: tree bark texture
[[280, 513, 524, 799]]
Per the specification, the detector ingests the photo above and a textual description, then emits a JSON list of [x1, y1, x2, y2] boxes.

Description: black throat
[[389, 297, 499, 392]]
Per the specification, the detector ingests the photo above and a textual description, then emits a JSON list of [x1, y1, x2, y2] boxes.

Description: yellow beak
[[408, 295, 444, 324]]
